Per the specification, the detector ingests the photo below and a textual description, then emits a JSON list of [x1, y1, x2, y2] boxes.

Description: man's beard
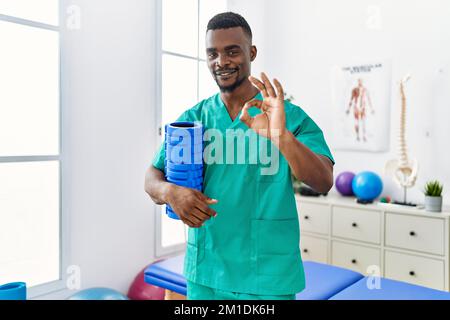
[[215, 74, 246, 93]]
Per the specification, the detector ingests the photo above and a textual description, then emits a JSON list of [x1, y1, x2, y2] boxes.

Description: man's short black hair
[[206, 12, 252, 41]]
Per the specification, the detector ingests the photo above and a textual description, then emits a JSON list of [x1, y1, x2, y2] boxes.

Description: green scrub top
[[152, 92, 334, 295]]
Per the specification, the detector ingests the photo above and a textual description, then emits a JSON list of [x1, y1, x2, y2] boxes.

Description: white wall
[[231, 0, 450, 205], [37, 0, 158, 299], [227, 0, 268, 77]]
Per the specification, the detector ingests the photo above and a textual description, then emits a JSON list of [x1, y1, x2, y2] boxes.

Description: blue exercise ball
[[352, 171, 383, 201], [68, 287, 129, 300], [0, 282, 26, 300]]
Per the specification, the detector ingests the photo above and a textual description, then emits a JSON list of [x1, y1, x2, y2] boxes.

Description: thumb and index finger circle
[[239, 99, 264, 126]]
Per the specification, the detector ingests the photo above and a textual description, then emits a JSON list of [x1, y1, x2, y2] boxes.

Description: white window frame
[[0, 4, 68, 299], [154, 0, 209, 257]]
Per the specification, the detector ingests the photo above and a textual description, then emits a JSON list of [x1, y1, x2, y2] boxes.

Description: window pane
[[199, 0, 227, 59], [0, 0, 59, 26], [161, 207, 187, 248], [162, 54, 198, 126], [0, 21, 59, 156], [0, 161, 60, 287], [162, 0, 198, 57], [199, 61, 218, 100]]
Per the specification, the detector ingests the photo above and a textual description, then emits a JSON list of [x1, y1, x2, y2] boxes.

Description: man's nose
[[216, 54, 230, 68]]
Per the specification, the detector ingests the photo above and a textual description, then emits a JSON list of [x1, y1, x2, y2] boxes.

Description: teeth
[[217, 71, 235, 76]]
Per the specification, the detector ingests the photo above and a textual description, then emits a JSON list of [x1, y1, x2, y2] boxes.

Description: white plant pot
[[425, 196, 443, 212]]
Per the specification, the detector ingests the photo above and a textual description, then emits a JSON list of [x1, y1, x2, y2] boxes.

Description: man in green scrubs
[[145, 12, 334, 300]]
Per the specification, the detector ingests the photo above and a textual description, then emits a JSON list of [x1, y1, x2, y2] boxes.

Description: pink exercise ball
[[127, 267, 165, 300]]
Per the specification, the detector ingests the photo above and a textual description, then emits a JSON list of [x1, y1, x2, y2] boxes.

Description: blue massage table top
[[330, 277, 450, 300], [144, 254, 187, 296], [144, 255, 364, 299], [144, 255, 450, 300], [296, 261, 364, 300]]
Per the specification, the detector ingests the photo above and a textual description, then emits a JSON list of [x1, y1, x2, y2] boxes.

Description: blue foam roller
[[166, 169, 203, 180], [166, 206, 180, 220], [166, 162, 203, 172], [166, 144, 202, 158], [166, 161, 203, 172], [167, 177, 203, 187], [165, 154, 203, 165], [164, 121, 204, 220], [0, 282, 26, 300], [166, 122, 204, 134], [166, 134, 203, 147], [166, 122, 203, 136]]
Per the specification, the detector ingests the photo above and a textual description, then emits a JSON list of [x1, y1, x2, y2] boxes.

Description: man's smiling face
[[205, 27, 256, 93]]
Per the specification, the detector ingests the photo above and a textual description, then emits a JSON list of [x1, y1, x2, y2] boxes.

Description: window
[[155, 0, 227, 256], [0, 1, 63, 297]]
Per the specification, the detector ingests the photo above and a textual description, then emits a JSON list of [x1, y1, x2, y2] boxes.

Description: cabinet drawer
[[297, 202, 329, 235], [385, 250, 445, 290], [332, 206, 381, 244], [300, 235, 328, 264], [385, 213, 445, 256], [331, 241, 380, 275]]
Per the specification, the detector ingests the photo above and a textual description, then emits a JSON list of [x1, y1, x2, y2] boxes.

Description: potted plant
[[423, 180, 444, 212]]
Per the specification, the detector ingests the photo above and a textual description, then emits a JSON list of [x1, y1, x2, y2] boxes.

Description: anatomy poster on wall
[[330, 61, 392, 151]]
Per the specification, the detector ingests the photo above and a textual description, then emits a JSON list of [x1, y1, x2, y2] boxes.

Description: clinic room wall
[[37, 0, 158, 298], [231, 0, 450, 205], [227, 0, 269, 79]]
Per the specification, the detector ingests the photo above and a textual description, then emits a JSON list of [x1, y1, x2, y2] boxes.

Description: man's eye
[[208, 53, 217, 59], [229, 51, 238, 56]]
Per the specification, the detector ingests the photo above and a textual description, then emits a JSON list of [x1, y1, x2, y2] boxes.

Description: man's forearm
[[274, 131, 333, 193], [144, 166, 174, 205]]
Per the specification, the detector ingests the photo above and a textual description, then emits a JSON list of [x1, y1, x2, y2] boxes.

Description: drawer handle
[[303, 248, 308, 253], [409, 231, 416, 236], [304, 215, 310, 220], [409, 271, 416, 276], [351, 259, 357, 264], [352, 222, 358, 228]]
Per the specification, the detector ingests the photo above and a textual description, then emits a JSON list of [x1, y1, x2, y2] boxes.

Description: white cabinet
[[296, 194, 450, 291], [298, 202, 329, 235], [331, 240, 381, 274], [385, 213, 445, 256], [300, 234, 328, 264], [332, 206, 381, 244], [384, 250, 445, 290]]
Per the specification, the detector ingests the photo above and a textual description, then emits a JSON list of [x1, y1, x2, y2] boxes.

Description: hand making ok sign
[[239, 72, 287, 142]]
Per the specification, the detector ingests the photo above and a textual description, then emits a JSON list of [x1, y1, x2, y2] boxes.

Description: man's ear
[[250, 45, 257, 62]]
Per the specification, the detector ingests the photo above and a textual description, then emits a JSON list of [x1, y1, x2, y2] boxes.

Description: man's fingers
[[195, 201, 217, 218], [240, 99, 263, 126], [261, 72, 276, 97], [195, 192, 219, 217], [190, 207, 211, 223], [185, 210, 204, 226], [273, 78, 284, 100], [182, 216, 196, 228], [196, 191, 218, 204], [249, 76, 268, 98], [239, 101, 253, 127]]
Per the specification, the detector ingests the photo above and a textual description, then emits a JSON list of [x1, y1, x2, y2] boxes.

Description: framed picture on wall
[[330, 60, 392, 151]]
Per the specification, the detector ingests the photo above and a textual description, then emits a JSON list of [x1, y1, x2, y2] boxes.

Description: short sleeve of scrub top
[[289, 105, 335, 165]]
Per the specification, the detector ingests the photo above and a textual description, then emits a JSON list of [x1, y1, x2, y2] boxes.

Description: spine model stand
[[384, 75, 419, 205]]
